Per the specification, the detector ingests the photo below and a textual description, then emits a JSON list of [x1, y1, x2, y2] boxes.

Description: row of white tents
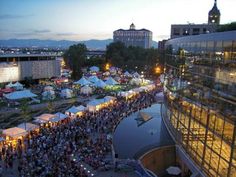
[[1, 95, 117, 139], [74, 76, 118, 88]]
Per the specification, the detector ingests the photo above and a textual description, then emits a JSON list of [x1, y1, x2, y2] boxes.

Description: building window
[[183, 28, 190, 35], [193, 28, 200, 35], [173, 28, 180, 35]]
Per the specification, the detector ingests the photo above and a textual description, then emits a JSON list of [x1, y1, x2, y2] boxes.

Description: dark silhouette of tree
[[63, 44, 87, 80], [217, 22, 236, 32]]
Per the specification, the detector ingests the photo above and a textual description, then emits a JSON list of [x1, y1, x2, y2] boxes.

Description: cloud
[[0, 14, 34, 20], [33, 29, 51, 33], [56, 32, 76, 36]]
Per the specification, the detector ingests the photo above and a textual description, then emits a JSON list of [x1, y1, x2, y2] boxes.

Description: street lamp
[[105, 63, 110, 71]]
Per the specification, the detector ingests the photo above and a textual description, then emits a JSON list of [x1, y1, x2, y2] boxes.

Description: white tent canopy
[[93, 79, 107, 88], [61, 88, 73, 98], [124, 71, 132, 77], [34, 113, 55, 124], [17, 123, 39, 132], [6, 82, 23, 90], [88, 76, 99, 83], [133, 72, 141, 78], [65, 105, 85, 117], [4, 90, 37, 100], [90, 66, 100, 72], [105, 77, 118, 85], [42, 90, 55, 100], [5, 82, 14, 88], [51, 112, 68, 123], [80, 85, 93, 95], [129, 78, 142, 86], [3, 127, 27, 138], [74, 77, 91, 86]]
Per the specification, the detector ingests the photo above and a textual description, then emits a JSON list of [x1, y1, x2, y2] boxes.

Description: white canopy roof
[[66, 105, 85, 114], [5, 82, 14, 88], [4, 90, 37, 100], [17, 123, 39, 132], [74, 77, 91, 85], [90, 66, 100, 72], [104, 96, 116, 102], [105, 77, 118, 85], [93, 79, 107, 88], [124, 71, 131, 77], [80, 85, 93, 94], [87, 99, 104, 106], [34, 113, 55, 123], [88, 75, 99, 83], [51, 112, 68, 123], [3, 127, 27, 138], [133, 72, 140, 78]]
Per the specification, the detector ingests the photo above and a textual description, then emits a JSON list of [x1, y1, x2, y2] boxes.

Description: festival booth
[[87, 96, 117, 112], [50, 112, 68, 123], [133, 72, 141, 78], [6, 82, 24, 90], [4, 90, 37, 100], [93, 79, 107, 88], [60, 88, 73, 98], [90, 66, 100, 73], [17, 123, 39, 132], [34, 113, 55, 125], [129, 78, 143, 86], [118, 90, 138, 100], [74, 77, 91, 86], [124, 71, 132, 77], [53, 77, 69, 85], [65, 105, 85, 118], [105, 77, 118, 85], [88, 76, 99, 83], [42, 90, 55, 100], [80, 85, 93, 95], [2, 127, 28, 147]]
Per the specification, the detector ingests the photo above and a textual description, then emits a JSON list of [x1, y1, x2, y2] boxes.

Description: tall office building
[[113, 23, 152, 49], [163, 31, 236, 177]]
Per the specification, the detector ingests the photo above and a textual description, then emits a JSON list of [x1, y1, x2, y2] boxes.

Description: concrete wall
[[140, 146, 176, 176]]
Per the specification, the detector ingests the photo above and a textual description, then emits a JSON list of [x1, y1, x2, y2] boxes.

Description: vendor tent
[[3, 127, 27, 138], [105, 77, 118, 85], [51, 112, 68, 123], [88, 76, 99, 83], [65, 105, 85, 117], [61, 88, 73, 98], [34, 113, 55, 124], [42, 90, 55, 100], [104, 96, 116, 103], [87, 99, 104, 112], [12, 82, 23, 90], [4, 90, 37, 100], [17, 123, 39, 132], [5, 82, 14, 88], [133, 72, 141, 78], [80, 85, 93, 95], [93, 79, 107, 88], [129, 78, 142, 86], [74, 77, 91, 86], [90, 66, 100, 72]]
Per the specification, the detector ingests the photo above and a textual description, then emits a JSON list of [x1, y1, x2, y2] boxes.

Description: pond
[[113, 104, 174, 159]]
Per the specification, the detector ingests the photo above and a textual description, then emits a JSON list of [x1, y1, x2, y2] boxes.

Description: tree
[[63, 44, 87, 80], [217, 22, 236, 32]]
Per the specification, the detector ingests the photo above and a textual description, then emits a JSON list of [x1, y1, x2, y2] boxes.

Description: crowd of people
[[1, 88, 158, 177]]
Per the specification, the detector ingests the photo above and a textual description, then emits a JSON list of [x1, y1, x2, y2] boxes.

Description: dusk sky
[[0, 0, 235, 41]]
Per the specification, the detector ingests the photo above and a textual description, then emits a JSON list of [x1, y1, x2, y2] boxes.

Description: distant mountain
[[0, 39, 158, 49]]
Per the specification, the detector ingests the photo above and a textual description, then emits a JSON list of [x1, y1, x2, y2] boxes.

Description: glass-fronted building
[[162, 31, 236, 177]]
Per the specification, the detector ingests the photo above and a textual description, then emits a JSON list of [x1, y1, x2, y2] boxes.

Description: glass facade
[[163, 31, 236, 177]]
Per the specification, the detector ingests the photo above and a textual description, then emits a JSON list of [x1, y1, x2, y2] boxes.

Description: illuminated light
[[88, 171, 90, 173], [80, 164, 83, 167], [91, 174, 94, 176], [84, 167, 86, 170], [155, 66, 161, 74], [105, 63, 110, 71]]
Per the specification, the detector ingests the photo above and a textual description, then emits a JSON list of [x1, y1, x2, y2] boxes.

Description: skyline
[[0, 0, 236, 41]]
